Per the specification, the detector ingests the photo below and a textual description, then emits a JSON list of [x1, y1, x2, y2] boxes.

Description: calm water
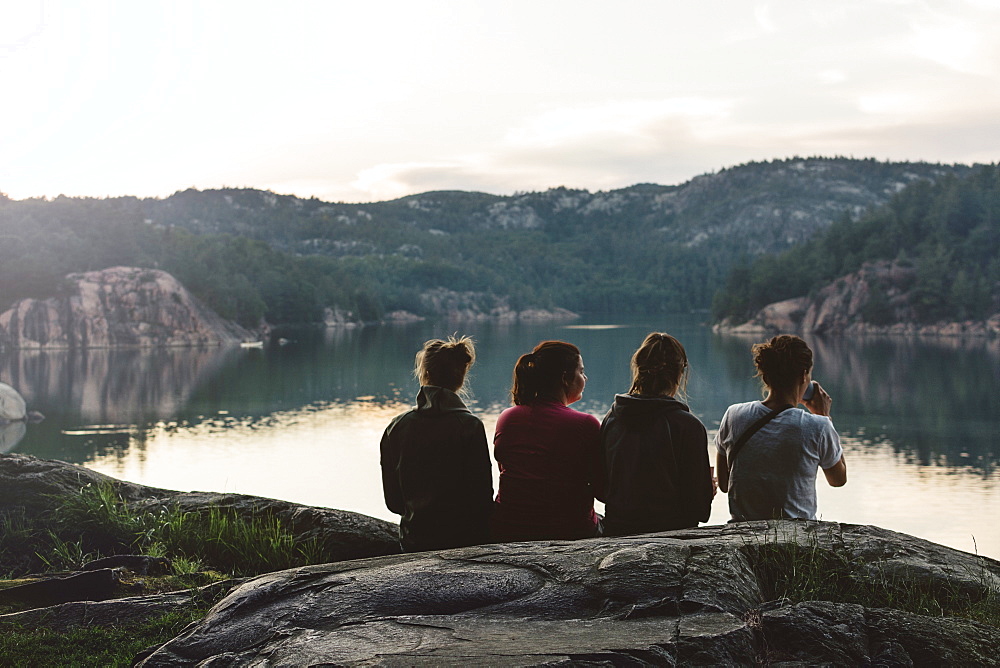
[[3, 315, 998, 559]]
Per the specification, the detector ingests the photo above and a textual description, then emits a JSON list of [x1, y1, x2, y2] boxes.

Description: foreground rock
[[0, 453, 400, 573], [0, 579, 242, 633], [0, 266, 253, 349], [139, 521, 1000, 666], [718, 259, 1000, 337]]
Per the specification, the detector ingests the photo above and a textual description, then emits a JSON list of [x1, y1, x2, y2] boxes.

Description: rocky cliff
[[719, 260, 1000, 337], [0, 267, 253, 350]]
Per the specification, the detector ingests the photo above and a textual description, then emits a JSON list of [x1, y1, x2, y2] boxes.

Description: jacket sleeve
[[588, 414, 607, 503], [467, 418, 495, 509], [593, 412, 614, 504], [379, 423, 405, 516], [685, 420, 713, 523]]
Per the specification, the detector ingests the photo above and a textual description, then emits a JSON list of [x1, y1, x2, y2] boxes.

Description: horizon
[[3, 1, 999, 203], [1, 154, 983, 205]]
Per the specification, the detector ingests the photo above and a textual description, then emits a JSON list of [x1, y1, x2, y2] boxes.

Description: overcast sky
[[2, 0, 998, 203]]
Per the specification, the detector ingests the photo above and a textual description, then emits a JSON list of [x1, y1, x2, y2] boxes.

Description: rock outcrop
[[0, 453, 400, 574], [137, 521, 1000, 666], [719, 260, 1000, 337], [0, 383, 26, 422], [0, 267, 253, 349]]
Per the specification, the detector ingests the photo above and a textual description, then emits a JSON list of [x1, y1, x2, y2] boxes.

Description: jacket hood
[[609, 393, 688, 421], [415, 386, 472, 416]]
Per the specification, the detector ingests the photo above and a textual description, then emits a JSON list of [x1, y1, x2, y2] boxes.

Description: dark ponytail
[[510, 340, 581, 405]]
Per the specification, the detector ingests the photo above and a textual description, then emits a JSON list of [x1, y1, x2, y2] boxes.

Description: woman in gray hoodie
[[599, 332, 714, 536]]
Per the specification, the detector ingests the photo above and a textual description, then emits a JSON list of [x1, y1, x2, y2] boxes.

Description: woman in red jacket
[[491, 340, 604, 542]]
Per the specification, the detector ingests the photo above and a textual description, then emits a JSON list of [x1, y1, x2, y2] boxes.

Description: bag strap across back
[[726, 404, 794, 474]]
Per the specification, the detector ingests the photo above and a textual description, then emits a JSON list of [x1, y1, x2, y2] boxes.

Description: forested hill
[[713, 164, 1000, 326], [0, 158, 970, 327]]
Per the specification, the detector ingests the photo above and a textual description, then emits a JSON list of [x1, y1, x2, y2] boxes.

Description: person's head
[[629, 332, 688, 398], [511, 340, 585, 406], [414, 335, 476, 393], [751, 334, 813, 395]]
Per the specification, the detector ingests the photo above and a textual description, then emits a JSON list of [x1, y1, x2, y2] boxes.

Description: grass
[[741, 525, 1000, 628], [0, 607, 207, 668], [3, 482, 327, 577], [0, 483, 328, 665]]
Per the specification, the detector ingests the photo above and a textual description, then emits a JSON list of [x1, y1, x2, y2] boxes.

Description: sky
[[1, 0, 998, 203]]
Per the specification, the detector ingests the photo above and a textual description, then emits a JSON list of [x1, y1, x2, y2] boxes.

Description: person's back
[[716, 400, 840, 520], [600, 333, 713, 536], [601, 393, 711, 534], [382, 385, 493, 551], [715, 335, 847, 522], [492, 400, 601, 541], [380, 336, 493, 552], [490, 340, 603, 542]]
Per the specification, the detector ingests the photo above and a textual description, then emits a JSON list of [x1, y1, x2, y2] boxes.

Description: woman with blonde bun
[[380, 336, 494, 552], [715, 334, 847, 522], [600, 332, 714, 536]]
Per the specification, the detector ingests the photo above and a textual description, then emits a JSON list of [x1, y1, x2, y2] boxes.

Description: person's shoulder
[[671, 406, 707, 432], [796, 410, 836, 432], [567, 406, 601, 431], [723, 400, 763, 418]]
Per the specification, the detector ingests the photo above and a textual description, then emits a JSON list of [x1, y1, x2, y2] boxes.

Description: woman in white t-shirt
[[715, 335, 847, 521]]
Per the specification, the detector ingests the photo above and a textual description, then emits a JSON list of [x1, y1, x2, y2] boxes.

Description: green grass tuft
[[4, 483, 327, 578], [742, 526, 1000, 628], [0, 607, 206, 667]]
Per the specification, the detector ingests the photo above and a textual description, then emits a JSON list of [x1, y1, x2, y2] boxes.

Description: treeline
[[712, 165, 1000, 323], [0, 158, 972, 326]]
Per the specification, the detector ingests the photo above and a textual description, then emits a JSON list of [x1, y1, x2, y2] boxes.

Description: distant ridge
[[0, 157, 974, 326]]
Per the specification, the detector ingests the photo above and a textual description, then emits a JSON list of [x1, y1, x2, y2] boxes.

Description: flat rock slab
[[139, 521, 1000, 666], [0, 579, 245, 633]]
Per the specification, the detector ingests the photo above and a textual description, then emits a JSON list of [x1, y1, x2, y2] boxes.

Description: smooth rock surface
[[0, 579, 244, 633], [0, 266, 252, 349], [139, 521, 1000, 666]]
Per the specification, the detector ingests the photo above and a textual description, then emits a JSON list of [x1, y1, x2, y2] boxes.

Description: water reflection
[[3, 316, 998, 558], [0, 421, 26, 453], [706, 331, 1000, 472], [1, 346, 239, 425]]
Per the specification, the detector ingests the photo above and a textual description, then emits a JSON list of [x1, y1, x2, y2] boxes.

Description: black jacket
[[599, 394, 713, 536], [380, 386, 494, 552]]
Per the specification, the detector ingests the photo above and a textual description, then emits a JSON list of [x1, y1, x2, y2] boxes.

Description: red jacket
[[491, 401, 604, 541]]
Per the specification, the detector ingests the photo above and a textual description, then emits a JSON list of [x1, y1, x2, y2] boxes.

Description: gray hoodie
[[599, 393, 713, 535]]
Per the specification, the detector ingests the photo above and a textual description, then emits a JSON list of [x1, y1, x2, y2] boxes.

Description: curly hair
[[751, 334, 813, 393]]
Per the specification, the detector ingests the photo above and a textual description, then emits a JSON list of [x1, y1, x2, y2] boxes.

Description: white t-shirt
[[715, 401, 843, 521]]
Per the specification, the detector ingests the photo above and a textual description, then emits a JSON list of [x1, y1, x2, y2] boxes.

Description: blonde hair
[[414, 335, 476, 392], [629, 332, 688, 398]]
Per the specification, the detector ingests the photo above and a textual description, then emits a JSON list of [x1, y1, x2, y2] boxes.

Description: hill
[[713, 164, 1000, 332], [0, 158, 970, 327]]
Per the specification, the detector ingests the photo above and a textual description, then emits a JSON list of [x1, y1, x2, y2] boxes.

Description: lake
[[3, 314, 998, 559]]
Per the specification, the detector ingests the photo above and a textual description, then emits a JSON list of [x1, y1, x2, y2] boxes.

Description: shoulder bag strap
[[726, 404, 794, 475]]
